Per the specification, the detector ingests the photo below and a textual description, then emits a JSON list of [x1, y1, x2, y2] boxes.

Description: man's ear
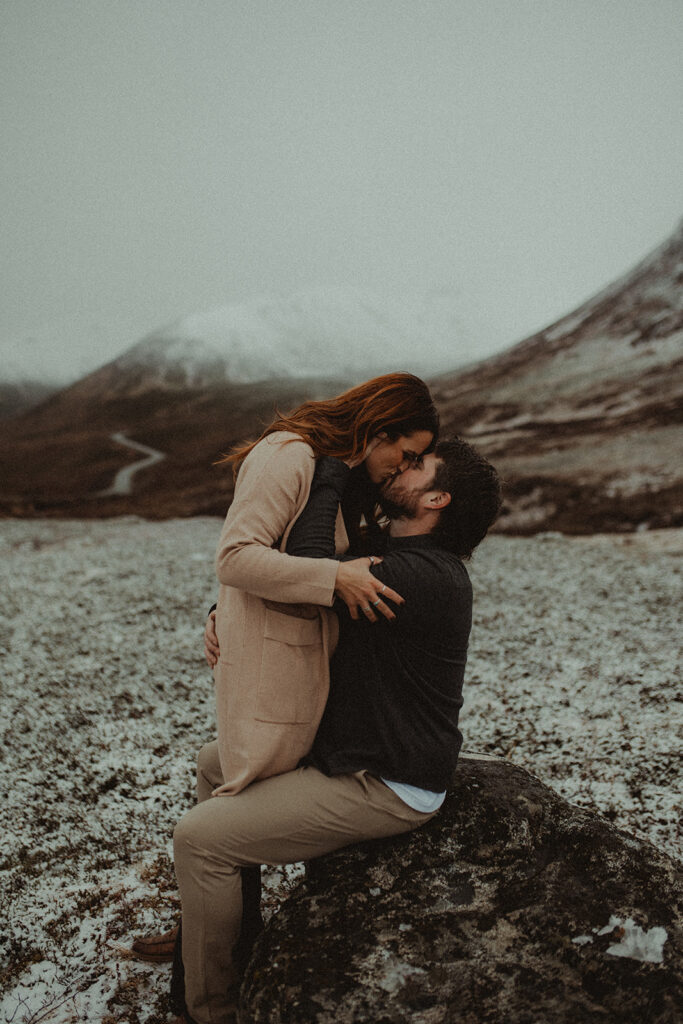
[[424, 490, 451, 510]]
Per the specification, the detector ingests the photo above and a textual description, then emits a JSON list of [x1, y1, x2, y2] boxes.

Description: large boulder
[[241, 755, 682, 1023]]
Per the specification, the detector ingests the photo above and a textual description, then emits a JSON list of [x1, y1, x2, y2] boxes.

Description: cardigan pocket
[[255, 607, 324, 724]]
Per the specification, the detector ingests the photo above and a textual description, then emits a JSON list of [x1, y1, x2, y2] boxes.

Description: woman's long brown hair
[[221, 372, 439, 551], [223, 372, 439, 473]]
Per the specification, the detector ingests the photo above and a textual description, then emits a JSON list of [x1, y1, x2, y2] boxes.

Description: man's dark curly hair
[[430, 438, 502, 558]]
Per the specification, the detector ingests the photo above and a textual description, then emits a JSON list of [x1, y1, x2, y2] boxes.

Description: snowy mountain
[[1, 286, 476, 399], [98, 286, 475, 393], [0, 287, 480, 417], [3, 284, 479, 516], [2, 227, 681, 529], [432, 219, 683, 532]]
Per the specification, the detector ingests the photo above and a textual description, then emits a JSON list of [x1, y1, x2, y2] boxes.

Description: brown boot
[[131, 924, 179, 963]]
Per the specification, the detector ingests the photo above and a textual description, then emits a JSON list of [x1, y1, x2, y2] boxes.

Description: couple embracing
[[134, 372, 501, 1024]]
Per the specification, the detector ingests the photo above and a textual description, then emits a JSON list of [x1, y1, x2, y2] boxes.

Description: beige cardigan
[[212, 432, 348, 794]]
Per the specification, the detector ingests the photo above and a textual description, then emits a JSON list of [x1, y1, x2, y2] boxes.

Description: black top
[[287, 457, 472, 793]]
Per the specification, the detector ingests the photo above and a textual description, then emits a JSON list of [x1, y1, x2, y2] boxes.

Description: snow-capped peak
[[115, 286, 476, 386]]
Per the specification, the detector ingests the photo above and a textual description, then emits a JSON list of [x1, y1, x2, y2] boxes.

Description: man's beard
[[378, 488, 421, 521]]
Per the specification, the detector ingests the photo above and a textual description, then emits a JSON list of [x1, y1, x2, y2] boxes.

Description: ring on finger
[[362, 604, 371, 611], [371, 599, 381, 607]]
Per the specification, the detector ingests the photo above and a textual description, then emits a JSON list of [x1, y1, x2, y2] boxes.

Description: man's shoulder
[[381, 546, 472, 603], [385, 543, 470, 579], [425, 549, 471, 592]]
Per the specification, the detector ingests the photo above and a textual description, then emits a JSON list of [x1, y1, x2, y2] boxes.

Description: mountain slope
[[1, 227, 681, 530], [116, 286, 475, 384], [0, 286, 476, 518], [0, 380, 59, 420], [0, 376, 354, 518], [0, 284, 476, 424], [432, 220, 683, 532]]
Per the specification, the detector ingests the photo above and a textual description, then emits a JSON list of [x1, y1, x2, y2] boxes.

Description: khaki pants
[[174, 741, 436, 1024]]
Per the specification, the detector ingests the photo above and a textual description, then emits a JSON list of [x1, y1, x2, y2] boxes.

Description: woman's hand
[[204, 610, 220, 667], [334, 557, 404, 622]]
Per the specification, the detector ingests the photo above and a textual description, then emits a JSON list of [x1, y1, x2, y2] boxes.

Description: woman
[[210, 372, 438, 795]]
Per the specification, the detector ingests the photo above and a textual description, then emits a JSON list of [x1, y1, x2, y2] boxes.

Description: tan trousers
[[174, 741, 436, 1024]]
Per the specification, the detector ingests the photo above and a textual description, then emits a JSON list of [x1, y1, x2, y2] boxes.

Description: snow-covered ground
[[1, 519, 680, 1023]]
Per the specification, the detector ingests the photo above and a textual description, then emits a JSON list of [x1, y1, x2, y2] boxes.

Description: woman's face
[[364, 429, 434, 486]]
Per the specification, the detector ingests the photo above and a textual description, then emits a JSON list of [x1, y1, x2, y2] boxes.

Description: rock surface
[[242, 756, 682, 1023]]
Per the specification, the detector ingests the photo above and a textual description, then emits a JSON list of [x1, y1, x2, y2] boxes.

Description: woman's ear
[[362, 436, 382, 459]]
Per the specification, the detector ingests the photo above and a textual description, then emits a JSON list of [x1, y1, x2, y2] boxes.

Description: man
[[162, 437, 500, 1024]]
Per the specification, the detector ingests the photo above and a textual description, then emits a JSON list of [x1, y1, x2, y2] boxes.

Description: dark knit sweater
[[287, 457, 472, 793]]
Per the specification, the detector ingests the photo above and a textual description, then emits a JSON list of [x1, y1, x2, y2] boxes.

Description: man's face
[[379, 453, 442, 519], [364, 429, 434, 486]]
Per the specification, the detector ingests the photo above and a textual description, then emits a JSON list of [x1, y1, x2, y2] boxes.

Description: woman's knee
[[173, 805, 224, 879], [197, 740, 222, 782], [173, 808, 199, 860], [196, 740, 224, 802], [174, 802, 243, 882]]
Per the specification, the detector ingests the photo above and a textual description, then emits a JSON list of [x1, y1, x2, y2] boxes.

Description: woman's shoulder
[[262, 429, 312, 447], [246, 431, 316, 470]]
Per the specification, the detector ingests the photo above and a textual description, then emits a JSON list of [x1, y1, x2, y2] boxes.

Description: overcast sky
[[2, 0, 682, 380]]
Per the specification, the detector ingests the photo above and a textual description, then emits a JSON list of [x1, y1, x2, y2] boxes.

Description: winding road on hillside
[[97, 432, 166, 496]]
